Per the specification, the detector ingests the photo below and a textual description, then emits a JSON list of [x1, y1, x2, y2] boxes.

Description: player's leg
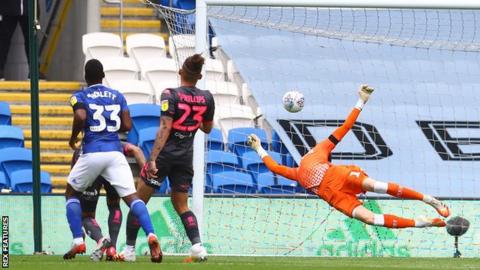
[[64, 153, 104, 259], [352, 205, 445, 228], [81, 181, 104, 245], [169, 165, 207, 262], [361, 177, 450, 217], [102, 152, 162, 263], [103, 179, 122, 260]]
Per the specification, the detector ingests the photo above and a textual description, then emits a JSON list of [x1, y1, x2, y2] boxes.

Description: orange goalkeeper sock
[[387, 182, 424, 200], [374, 214, 415, 228]]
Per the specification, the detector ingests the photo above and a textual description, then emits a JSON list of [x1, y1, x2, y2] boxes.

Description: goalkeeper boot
[[118, 245, 136, 262], [63, 241, 86, 260], [90, 237, 110, 262], [424, 195, 450, 217], [148, 234, 163, 263], [415, 216, 446, 228], [184, 243, 207, 263]]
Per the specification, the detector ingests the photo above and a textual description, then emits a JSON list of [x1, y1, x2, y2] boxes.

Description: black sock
[[83, 217, 103, 243], [108, 204, 122, 248], [180, 211, 201, 245], [126, 211, 140, 247]]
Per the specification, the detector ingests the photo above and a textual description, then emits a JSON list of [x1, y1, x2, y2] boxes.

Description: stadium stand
[[102, 56, 139, 84], [126, 33, 167, 68], [215, 105, 256, 138], [228, 127, 268, 157], [10, 169, 52, 193], [210, 171, 256, 194], [206, 128, 225, 151], [205, 59, 225, 81], [0, 101, 11, 125], [169, 34, 196, 63], [0, 172, 6, 190], [108, 79, 154, 105], [241, 151, 283, 181], [137, 126, 158, 158], [206, 81, 241, 105], [206, 150, 239, 174], [0, 125, 24, 149], [140, 58, 179, 91], [127, 103, 161, 145], [82, 32, 123, 61]]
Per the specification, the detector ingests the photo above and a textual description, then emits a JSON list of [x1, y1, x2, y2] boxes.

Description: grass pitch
[[9, 255, 480, 270]]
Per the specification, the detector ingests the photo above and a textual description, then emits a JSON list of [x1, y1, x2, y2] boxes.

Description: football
[[282, 91, 304, 113]]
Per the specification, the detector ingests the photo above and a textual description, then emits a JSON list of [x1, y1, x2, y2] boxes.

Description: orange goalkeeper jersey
[[262, 107, 361, 190]]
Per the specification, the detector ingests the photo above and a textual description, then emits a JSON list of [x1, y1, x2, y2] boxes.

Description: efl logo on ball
[[282, 91, 304, 113]]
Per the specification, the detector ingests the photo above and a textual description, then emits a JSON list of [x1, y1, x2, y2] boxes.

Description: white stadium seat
[[108, 79, 153, 105], [126, 33, 167, 68], [205, 59, 225, 81], [102, 57, 139, 84], [82, 32, 123, 61], [169, 34, 195, 63], [241, 83, 259, 112], [211, 37, 230, 69], [141, 58, 179, 92], [206, 81, 241, 105], [215, 105, 256, 137], [153, 80, 180, 104]]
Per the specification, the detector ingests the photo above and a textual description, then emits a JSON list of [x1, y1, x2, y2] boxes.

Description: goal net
[[147, 1, 480, 257]]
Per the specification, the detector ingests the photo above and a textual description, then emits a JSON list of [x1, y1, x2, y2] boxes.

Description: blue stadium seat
[[257, 173, 297, 194], [0, 147, 32, 184], [127, 104, 161, 145], [0, 102, 11, 125], [0, 172, 7, 190], [256, 171, 275, 192], [137, 127, 158, 158], [211, 171, 255, 194], [0, 126, 24, 149], [206, 150, 238, 174], [228, 127, 268, 157], [10, 169, 51, 193], [241, 151, 282, 175], [207, 128, 224, 151], [206, 150, 239, 191], [272, 131, 296, 166]]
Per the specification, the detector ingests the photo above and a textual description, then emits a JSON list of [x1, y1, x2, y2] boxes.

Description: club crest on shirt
[[70, 96, 77, 106], [161, 100, 169, 111]]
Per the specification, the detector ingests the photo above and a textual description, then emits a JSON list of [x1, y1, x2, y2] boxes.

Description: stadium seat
[[207, 128, 224, 151], [206, 81, 241, 105], [127, 104, 161, 145], [140, 58, 179, 92], [241, 151, 282, 178], [215, 105, 256, 137], [228, 127, 268, 157], [241, 83, 259, 115], [169, 34, 195, 63], [211, 171, 255, 194], [0, 147, 33, 184], [126, 33, 167, 68], [102, 57, 139, 83], [10, 169, 51, 193], [0, 102, 11, 125], [272, 131, 296, 167], [156, 177, 170, 194], [206, 150, 238, 174], [153, 80, 180, 104], [137, 126, 158, 158], [205, 58, 225, 81], [0, 126, 24, 149], [108, 79, 154, 105], [82, 32, 123, 60]]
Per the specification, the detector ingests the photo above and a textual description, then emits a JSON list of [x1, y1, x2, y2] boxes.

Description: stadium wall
[[1, 195, 478, 257]]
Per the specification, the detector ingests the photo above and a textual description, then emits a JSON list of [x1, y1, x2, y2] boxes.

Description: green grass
[[9, 256, 480, 270]]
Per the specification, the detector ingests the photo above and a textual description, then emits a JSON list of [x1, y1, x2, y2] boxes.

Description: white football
[[282, 91, 304, 113]]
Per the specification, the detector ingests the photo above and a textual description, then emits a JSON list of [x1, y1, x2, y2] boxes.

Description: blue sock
[[130, 199, 154, 235], [66, 198, 83, 238]]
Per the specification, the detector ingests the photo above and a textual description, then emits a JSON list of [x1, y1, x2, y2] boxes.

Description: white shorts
[[67, 151, 136, 197]]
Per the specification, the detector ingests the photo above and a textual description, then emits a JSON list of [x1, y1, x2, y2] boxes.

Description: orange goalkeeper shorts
[[316, 165, 368, 217]]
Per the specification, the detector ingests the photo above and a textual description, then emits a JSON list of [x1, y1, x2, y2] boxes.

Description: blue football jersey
[[70, 84, 128, 154]]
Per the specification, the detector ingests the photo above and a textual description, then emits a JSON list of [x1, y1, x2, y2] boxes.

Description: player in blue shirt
[[64, 59, 162, 262]]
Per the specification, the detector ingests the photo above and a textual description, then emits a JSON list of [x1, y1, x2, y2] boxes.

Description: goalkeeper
[[248, 85, 450, 229]]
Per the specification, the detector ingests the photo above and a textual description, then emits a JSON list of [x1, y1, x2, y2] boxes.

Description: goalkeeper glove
[[247, 134, 268, 158], [356, 84, 375, 110]]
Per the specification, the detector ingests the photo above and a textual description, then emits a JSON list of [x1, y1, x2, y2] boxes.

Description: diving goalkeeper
[[248, 85, 450, 229]]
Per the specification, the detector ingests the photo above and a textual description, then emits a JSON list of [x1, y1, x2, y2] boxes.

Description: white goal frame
[[192, 0, 480, 238]]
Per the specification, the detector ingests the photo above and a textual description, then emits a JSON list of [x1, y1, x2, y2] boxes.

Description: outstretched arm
[[330, 85, 374, 144], [248, 134, 298, 181]]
